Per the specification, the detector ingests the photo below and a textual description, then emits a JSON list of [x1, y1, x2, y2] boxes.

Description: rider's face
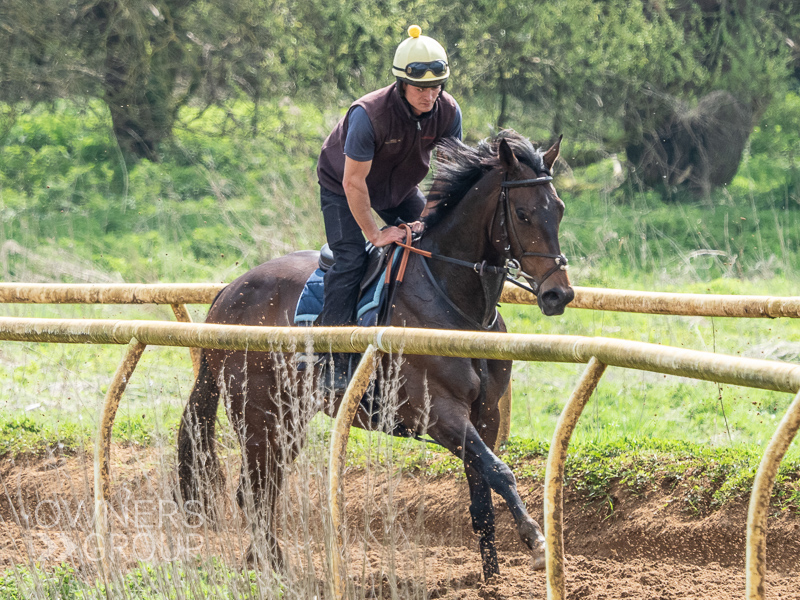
[[403, 83, 442, 116]]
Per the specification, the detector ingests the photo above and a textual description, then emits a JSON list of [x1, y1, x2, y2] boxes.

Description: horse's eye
[[515, 208, 530, 223]]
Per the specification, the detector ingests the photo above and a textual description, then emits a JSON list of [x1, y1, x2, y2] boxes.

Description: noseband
[[495, 174, 569, 295]]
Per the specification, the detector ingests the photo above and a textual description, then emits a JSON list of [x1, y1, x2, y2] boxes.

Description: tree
[[1, 0, 797, 180], [0, 0, 294, 159], [623, 0, 793, 195], [438, 0, 796, 194]]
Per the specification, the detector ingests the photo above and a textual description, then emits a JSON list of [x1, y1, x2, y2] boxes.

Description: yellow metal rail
[[2, 317, 797, 392], [0, 283, 225, 304], [746, 388, 800, 600], [3, 281, 800, 319], [93, 338, 146, 580], [502, 284, 800, 318], [544, 358, 607, 600]]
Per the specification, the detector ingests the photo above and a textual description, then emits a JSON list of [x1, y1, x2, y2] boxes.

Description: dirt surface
[[0, 448, 798, 599]]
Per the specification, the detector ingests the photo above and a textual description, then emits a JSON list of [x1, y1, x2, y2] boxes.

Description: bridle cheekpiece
[[497, 173, 569, 296]]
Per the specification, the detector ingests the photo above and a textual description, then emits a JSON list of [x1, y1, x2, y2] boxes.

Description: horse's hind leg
[[237, 433, 285, 569], [228, 359, 316, 571], [177, 352, 224, 523], [222, 364, 288, 571]]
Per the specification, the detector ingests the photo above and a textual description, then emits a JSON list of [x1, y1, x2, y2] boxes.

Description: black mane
[[423, 130, 548, 230]]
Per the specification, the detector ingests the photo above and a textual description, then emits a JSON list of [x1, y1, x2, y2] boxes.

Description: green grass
[[501, 436, 800, 514], [346, 435, 800, 514], [1, 100, 329, 283], [0, 561, 275, 600], [3, 94, 800, 283], [3, 290, 798, 456], [0, 304, 197, 455], [500, 276, 800, 447]]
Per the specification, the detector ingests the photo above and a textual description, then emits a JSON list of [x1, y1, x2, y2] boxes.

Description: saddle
[[293, 242, 397, 327], [294, 242, 416, 436], [318, 242, 392, 292]]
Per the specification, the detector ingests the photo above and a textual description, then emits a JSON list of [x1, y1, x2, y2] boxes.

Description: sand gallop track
[[0, 449, 797, 599]]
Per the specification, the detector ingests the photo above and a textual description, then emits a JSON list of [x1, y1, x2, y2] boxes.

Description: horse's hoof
[[519, 518, 546, 570], [518, 518, 544, 549], [530, 546, 546, 571]]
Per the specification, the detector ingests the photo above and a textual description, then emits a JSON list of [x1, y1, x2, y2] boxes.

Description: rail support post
[[328, 345, 383, 599], [495, 381, 512, 453], [746, 387, 800, 600], [170, 303, 201, 376], [544, 357, 607, 600], [93, 338, 147, 580]]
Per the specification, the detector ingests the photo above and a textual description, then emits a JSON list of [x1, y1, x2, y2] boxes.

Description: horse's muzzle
[[538, 285, 574, 316]]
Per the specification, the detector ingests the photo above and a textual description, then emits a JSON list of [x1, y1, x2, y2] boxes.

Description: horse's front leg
[[430, 404, 546, 573], [464, 463, 500, 579], [462, 425, 546, 569]]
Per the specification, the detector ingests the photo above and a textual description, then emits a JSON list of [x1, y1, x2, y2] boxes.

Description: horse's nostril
[[540, 290, 562, 307]]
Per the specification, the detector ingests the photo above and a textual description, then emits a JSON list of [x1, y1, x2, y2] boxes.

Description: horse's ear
[[498, 138, 519, 172], [543, 135, 562, 172]]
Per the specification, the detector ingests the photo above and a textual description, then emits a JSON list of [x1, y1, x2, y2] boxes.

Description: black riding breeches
[[315, 186, 424, 327]]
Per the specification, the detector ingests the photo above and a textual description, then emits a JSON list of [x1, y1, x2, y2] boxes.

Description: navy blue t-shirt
[[343, 102, 463, 162]]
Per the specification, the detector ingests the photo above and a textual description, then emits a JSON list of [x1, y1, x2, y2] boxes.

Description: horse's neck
[[418, 173, 505, 326], [423, 173, 500, 262]]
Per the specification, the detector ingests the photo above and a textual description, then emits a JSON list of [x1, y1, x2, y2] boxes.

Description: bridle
[[391, 169, 569, 329], [494, 172, 569, 296]]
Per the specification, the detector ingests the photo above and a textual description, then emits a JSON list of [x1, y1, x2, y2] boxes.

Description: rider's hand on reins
[[371, 225, 407, 247]]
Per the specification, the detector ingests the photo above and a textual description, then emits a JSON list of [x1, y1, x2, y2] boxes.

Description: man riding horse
[[315, 25, 462, 390]]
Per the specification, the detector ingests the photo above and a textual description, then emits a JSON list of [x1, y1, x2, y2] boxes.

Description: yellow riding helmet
[[392, 25, 450, 88]]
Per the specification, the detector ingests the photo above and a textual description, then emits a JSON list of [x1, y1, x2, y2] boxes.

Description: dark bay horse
[[177, 130, 574, 580]]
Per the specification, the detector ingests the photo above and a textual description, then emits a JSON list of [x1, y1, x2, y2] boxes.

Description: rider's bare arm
[[342, 156, 406, 247]]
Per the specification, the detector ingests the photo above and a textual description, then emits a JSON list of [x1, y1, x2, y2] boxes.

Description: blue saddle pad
[[294, 248, 399, 327]]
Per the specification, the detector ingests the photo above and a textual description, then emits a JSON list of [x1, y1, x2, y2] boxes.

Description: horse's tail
[[177, 350, 224, 519]]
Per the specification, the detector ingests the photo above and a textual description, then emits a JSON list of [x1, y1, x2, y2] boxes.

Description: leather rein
[[389, 172, 569, 330]]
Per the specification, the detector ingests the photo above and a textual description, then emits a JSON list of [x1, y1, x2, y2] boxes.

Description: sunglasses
[[403, 60, 448, 79]]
